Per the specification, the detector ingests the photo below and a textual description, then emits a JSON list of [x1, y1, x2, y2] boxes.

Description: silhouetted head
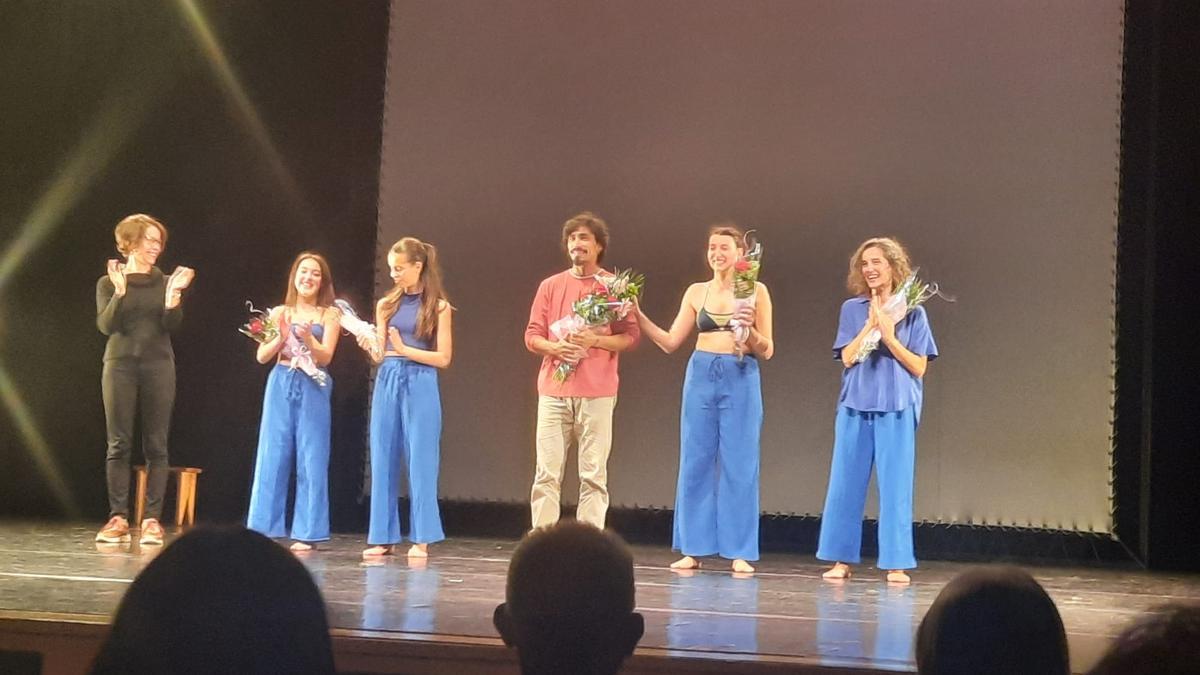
[[91, 526, 334, 675], [1087, 603, 1200, 675], [916, 566, 1069, 675], [494, 521, 644, 675]]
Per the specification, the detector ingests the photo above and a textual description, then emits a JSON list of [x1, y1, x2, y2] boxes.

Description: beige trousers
[[531, 395, 617, 529]]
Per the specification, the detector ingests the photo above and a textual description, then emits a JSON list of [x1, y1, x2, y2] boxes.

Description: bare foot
[[407, 543, 428, 558], [886, 570, 911, 585], [290, 541, 314, 552], [732, 559, 755, 574], [822, 562, 852, 580], [362, 545, 393, 558], [669, 556, 700, 570]]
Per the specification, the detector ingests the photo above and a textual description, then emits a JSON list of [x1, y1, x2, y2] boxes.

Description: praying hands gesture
[[869, 290, 896, 343]]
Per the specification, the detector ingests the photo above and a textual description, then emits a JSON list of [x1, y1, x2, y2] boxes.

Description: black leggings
[[102, 357, 176, 520]]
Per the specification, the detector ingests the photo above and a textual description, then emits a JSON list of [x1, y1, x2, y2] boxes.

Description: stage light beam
[[0, 48, 170, 519], [0, 362, 80, 517], [175, 0, 314, 222], [0, 88, 154, 296]]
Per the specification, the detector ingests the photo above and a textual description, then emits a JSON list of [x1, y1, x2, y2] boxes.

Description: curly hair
[[846, 237, 912, 296]]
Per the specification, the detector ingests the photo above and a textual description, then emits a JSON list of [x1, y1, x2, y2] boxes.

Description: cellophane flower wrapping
[[548, 268, 645, 382]]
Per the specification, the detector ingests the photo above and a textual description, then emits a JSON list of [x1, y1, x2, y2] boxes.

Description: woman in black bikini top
[[633, 224, 774, 574]]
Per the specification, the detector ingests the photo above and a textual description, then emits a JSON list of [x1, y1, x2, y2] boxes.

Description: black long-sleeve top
[[96, 267, 182, 362]]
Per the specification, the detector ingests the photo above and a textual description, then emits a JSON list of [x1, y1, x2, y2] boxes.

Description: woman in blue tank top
[[358, 237, 453, 559], [634, 224, 775, 574], [247, 252, 341, 552]]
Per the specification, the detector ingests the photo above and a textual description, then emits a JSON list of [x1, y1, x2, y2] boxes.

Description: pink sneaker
[[139, 518, 165, 546], [96, 516, 130, 543]]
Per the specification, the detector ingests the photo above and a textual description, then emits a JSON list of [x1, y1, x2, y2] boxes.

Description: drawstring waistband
[[707, 356, 725, 382], [381, 358, 427, 398], [701, 353, 753, 382], [278, 365, 326, 402], [284, 368, 305, 402]]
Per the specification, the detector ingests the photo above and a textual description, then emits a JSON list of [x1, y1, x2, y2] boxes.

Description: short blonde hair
[[847, 237, 912, 296], [114, 214, 168, 257]]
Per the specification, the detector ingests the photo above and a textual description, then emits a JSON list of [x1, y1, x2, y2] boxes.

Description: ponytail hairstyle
[[380, 237, 449, 339]]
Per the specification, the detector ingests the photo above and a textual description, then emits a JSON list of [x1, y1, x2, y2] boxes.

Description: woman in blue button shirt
[[817, 238, 938, 585]]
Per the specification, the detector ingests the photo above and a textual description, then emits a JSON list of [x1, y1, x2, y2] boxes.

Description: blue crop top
[[387, 294, 433, 352]]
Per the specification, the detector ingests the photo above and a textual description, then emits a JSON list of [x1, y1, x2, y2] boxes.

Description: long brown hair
[[846, 237, 912, 296], [283, 252, 336, 309], [380, 238, 449, 339]]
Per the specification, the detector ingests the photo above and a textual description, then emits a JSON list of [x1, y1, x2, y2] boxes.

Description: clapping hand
[[106, 259, 127, 296], [293, 321, 313, 342], [167, 266, 195, 294], [388, 327, 407, 356]]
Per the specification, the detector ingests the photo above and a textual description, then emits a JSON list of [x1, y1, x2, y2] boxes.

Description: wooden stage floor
[[1, 521, 1198, 673]]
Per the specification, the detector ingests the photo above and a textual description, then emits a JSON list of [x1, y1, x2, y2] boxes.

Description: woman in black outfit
[[95, 214, 194, 545]]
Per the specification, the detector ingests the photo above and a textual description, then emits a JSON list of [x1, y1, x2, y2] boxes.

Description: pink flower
[[734, 260, 752, 273], [250, 319, 264, 333]]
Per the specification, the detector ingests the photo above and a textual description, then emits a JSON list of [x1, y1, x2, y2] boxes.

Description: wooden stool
[[134, 466, 203, 527]]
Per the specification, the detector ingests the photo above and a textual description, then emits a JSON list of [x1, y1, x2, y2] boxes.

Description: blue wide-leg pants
[[247, 365, 332, 542], [672, 351, 763, 561], [816, 406, 917, 570], [368, 358, 445, 546]]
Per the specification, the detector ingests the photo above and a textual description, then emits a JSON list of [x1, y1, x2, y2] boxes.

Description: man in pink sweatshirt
[[524, 212, 640, 529]]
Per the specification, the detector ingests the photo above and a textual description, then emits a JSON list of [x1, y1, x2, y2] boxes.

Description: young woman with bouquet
[[635, 224, 774, 574], [356, 237, 452, 559], [246, 252, 341, 552], [817, 237, 939, 584]]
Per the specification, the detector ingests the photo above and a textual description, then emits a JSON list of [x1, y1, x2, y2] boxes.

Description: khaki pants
[[531, 395, 617, 529]]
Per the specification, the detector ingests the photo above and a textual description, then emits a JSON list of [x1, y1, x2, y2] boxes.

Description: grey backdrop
[[375, 1, 1122, 532]]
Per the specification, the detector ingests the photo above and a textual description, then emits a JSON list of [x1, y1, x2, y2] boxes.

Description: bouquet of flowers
[[730, 231, 763, 356], [851, 268, 950, 364], [238, 302, 279, 344], [549, 268, 645, 383], [334, 298, 382, 359], [238, 301, 327, 386]]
